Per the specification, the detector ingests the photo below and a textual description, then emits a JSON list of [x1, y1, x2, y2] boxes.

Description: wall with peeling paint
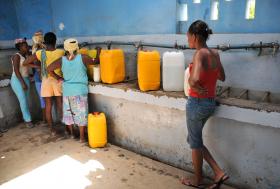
[[88, 84, 280, 189]]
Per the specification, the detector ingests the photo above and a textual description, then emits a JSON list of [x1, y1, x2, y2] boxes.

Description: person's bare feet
[[181, 177, 206, 188], [50, 128, 57, 136]]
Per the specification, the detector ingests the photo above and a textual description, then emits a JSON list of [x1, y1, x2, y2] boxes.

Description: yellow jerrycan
[[100, 49, 125, 84], [86, 49, 97, 81], [78, 48, 93, 80], [78, 48, 88, 55], [88, 112, 107, 148], [88, 49, 97, 59], [137, 50, 161, 91]]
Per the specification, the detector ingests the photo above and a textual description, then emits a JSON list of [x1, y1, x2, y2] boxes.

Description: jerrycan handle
[[93, 112, 100, 116]]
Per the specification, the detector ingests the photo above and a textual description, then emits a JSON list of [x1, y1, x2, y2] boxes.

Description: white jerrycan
[[162, 51, 185, 91]]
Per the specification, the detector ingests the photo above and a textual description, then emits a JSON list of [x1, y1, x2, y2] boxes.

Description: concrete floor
[[0, 123, 235, 189]]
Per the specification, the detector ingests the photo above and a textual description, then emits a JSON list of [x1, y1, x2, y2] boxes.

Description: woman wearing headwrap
[[23, 31, 47, 124], [11, 38, 34, 128], [47, 38, 101, 143]]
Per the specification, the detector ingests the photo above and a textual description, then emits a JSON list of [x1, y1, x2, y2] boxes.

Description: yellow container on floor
[[100, 49, 125, 84], [79, 48, 88, 55], [88, 112, 107, 148], [137, 51, 161, 91]]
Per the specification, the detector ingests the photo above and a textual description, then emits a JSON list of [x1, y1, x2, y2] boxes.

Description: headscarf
[[14, 38, 26, 45], [32, 31, 45, 54], [64, 38, 79, 60]]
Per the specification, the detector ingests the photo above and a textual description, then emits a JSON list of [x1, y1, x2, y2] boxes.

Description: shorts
[[41, 77, 62, 97], [186, 97, 216, 149], [63, 95, 88, 126]]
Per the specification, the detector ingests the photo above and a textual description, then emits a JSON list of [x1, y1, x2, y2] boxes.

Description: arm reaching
[[22, 54, 40, 68], [82, 54, 94, 65]]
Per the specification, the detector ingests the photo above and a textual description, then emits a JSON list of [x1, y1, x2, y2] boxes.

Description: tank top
[[61, 54, 88, 97], [11, 53, 29, 77], [188, 56, 219, 98]]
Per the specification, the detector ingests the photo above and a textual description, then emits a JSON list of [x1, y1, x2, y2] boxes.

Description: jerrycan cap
[[93, 112, 100, 115]]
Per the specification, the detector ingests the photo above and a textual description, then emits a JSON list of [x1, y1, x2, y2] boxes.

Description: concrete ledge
[[89, 82, 280, 129]]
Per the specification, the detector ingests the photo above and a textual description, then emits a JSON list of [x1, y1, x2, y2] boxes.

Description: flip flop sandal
[[216, 174, 229, 185], [0, 127, 8, 133], [208, 174, 230, 189]]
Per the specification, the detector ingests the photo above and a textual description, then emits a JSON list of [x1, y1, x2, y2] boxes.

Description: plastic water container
[[137, 51, 160, 91], [100, 49, 125, 84], [162, 51, 185, 91], [88, 112, 107, 148], [184, 67, 190, 96], [88, 49, 97, 59], [82, 49, 96, 80], [93, 65, 100, 82], [78, 48, 88, 55]]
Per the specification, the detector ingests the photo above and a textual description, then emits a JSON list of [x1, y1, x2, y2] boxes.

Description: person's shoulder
[[55, 49, 64, 53], [198, 48, 210, 54], [210, 48, 219, 56], [12, 53, 20, 60], [195, 48, 208, 59]]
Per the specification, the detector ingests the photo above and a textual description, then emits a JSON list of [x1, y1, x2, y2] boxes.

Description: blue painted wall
[[178, 0, 280, 33], [2, 0, 176, 40], [0, 0, 19, 40], [50, 0, 177, 38], [13, 0, 53, 38], [1, 0, 280, 40]]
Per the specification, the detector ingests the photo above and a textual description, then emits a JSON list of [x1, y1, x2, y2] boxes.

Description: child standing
[[47, 38, 100, 142]]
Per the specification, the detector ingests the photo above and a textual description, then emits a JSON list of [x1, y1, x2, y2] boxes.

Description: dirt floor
[[0, 123, 235, 189]]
